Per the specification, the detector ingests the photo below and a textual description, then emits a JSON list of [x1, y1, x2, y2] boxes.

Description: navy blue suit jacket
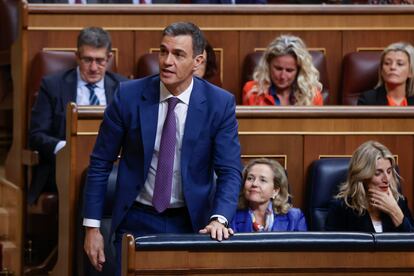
[[230, 208, 307, 232], [83, 75, 242, 233], [28, 68, 126, 204]]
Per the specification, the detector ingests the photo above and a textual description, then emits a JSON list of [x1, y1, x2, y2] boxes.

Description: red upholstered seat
[[341, 51, 382, 105]]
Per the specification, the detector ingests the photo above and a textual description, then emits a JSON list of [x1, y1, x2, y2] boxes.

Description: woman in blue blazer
[[230, 158, 307, 232]]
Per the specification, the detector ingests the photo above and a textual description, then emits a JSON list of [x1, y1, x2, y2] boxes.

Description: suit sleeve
[[83, 86, 125, 221], [296, 209, 308, 231], [211, 94, 242, 222], [29, 78, 62, 160], [396, 198, 414, 232]]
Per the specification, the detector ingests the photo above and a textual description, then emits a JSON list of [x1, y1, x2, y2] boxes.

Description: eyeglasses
[[79, 56, 108, 66]]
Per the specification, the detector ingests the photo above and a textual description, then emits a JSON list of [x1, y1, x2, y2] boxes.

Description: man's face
[[77, 45, 111, 84], [159, 35, 203, 95]]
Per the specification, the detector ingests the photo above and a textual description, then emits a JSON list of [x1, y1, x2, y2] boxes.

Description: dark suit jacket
[[83, 75, 242, 234], [28, 68, 127, 204], [192, 0, 266, 3], [230, 207, 307, 232], [325, 198, 414, 232], [357, 85, 414, 106]]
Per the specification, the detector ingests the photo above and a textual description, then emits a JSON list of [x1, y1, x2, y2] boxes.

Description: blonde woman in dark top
[[326, 141, 414, 232], [358, 42, 414, 106]]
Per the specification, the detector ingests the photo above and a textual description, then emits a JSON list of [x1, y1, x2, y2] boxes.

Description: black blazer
[[28, 68, 127, 204], [325, 198, 414, 232], [357, 85, 414, 106]]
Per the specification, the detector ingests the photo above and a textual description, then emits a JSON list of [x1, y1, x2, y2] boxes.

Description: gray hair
[[77, 27, 112, 53]]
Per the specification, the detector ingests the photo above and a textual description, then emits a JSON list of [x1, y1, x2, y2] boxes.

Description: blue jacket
[[230, 208, 307, 232], [83, 75, 242, 234]]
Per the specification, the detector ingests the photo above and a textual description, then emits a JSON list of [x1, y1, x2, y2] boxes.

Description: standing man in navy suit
[[83, 22, 242, 274], [28, 27, 127, 204]]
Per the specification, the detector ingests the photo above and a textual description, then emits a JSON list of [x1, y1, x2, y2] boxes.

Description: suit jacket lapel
[[62, 69, 78, 108], [139, 77, 160, 178], [181, 79, 207, 174], [376, 86, 389, 105], [104, 73, 116, 104]]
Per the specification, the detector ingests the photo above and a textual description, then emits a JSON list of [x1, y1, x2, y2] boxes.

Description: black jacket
[[325, 197, 414, 232], [357, 85, 414, 106]]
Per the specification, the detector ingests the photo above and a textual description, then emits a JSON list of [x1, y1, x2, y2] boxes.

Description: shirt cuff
[[54, 140, 66, 154], [210, 214, 228, 225], [83, 218, 101, 228]]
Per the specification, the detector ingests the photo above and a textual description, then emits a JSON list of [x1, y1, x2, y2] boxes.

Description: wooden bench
[[52, 104, 414, 276], [121, 232, 414, 275]]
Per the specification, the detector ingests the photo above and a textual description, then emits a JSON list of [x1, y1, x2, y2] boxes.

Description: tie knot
[[167, 97, 179, 111], [86, 83, 97, 90]]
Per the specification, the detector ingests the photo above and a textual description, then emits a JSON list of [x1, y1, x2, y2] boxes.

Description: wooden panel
[[342, 30, 414, 55], [204, 31, 239, 101], [122, 233, 414, 276], [239, 135, 304, 207]]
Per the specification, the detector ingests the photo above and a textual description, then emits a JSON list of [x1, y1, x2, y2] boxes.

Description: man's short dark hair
[[162, 22, 206, 57], [77, 27, 112, 52]]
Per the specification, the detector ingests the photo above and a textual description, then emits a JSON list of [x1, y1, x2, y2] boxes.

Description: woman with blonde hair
[[358, 42, 414, 106], [326, 141, 414, 232], [242, 35, 323, 106], [230, 158, 307, 232]]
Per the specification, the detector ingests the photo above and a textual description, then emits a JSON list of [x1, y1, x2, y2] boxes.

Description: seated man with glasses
[[28, 26, 127, 204]]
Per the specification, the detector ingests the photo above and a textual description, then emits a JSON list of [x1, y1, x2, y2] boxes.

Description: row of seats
[[29, 49, 382, 106], [136, 50, 382, 105], [74, 157, 352, 275]]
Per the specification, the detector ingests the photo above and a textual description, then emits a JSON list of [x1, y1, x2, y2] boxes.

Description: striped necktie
[[86, 83, 100, 105]]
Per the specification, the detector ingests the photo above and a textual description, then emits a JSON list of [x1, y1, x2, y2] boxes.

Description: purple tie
[[152, 97, 179, 213]]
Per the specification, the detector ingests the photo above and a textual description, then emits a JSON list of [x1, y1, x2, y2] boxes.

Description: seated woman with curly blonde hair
[[243, 35, 323, 106], [230, 158, 307, 232]]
